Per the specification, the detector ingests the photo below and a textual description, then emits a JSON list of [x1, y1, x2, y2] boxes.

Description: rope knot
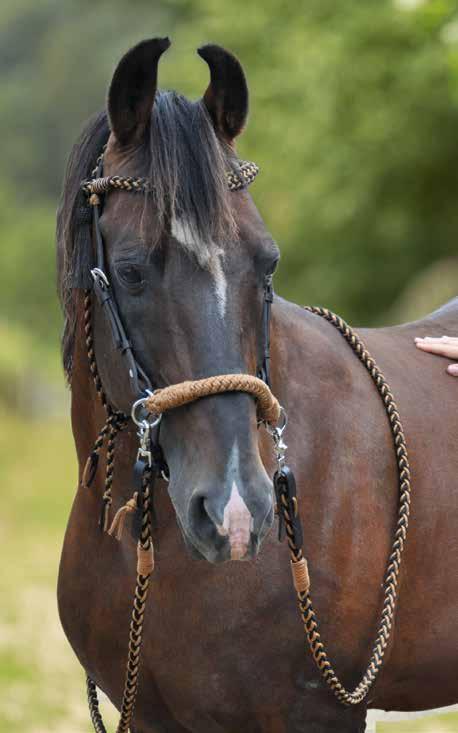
[[137, 541, 155, 576], [108, 493, 139, 541]]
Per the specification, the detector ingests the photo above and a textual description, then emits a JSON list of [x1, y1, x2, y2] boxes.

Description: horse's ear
[[108, 37, 170, 146], [197, 44, 249, 142]]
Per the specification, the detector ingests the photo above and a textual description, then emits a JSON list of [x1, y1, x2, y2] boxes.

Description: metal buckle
[[91, 267, 110, 289], [266, 407, 288, 471], [136, 419, 152, 466]]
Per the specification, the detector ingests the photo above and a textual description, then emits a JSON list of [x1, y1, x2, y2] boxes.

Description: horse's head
[[60, 38, 280, 564]]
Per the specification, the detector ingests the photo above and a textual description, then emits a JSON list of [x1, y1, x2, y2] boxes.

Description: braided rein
[[277, 306, 412, 706]]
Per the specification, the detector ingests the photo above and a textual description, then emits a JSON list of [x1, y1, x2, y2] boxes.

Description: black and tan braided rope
[[82, 290, 127, 502], [82, 159, 259, 200], [85, 470, 154, 733], [279, 306, 412, 706], [84, 290, 155, 732]]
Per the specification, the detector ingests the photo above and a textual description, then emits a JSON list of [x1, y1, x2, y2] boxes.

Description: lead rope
[[274, 306, 412, 706]]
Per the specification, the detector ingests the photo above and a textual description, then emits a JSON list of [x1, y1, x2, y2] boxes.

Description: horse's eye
[[267, 256, 280, 276], [117, 263, 144, 288]]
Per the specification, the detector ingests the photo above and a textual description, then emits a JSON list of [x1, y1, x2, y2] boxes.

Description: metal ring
[[131, 394, 162, 429], [149, 412, 163, 429], [265, 405, 288, 436], [276, 406, 288, 435]]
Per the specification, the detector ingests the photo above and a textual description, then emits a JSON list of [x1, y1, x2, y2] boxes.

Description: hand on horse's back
[[415, 335, 458, 375]]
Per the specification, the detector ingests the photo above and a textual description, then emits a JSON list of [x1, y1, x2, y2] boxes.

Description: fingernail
[[447, 364, 458, 375]]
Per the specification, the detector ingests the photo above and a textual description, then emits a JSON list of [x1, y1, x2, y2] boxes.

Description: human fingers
[[415, 340, 458, 358]]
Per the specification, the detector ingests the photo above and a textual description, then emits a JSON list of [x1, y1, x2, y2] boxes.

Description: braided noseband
[[145, 375, 281, 425]]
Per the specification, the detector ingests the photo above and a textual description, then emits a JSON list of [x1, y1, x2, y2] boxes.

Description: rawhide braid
[[281, 305, 412, 706], [145, 374, 281, 425], [81, 158, 259, 199]]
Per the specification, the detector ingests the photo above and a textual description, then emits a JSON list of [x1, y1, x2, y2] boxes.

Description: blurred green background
[[1, 0, 458, 731]]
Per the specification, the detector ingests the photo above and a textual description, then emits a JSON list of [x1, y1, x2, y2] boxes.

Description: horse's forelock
[[147, 91, 237, 252]]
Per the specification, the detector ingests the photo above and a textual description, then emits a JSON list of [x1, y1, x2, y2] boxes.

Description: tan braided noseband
[[145, 374, 281, 425]]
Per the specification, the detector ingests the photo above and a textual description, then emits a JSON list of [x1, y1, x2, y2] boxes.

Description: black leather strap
[[273, 466, 303, 549], [89, 158, 152, 398], [257, 275, 273, 388]]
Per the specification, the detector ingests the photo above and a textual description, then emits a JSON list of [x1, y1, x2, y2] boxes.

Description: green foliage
[[0, 184, 56, 341], [2, 0, 458, 365]]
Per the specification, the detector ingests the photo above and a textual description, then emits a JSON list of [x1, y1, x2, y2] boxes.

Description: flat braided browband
[[82, 159, 259, 197]]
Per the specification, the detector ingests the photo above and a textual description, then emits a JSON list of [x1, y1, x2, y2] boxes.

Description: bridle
[[82, 153, 262, 400], [78, 148, 413, 732]]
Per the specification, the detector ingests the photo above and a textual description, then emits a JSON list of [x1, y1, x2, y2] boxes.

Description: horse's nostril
[[189, 494, 218, 539], [195, 496, 207, 521]]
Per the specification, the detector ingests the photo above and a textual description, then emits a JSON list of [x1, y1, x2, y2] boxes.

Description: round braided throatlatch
[[280, 306, 412, 707], [145, 374, 281, 425]]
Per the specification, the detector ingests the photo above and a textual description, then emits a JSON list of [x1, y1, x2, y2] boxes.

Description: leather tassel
[[100, 498, 111, 533], [82, 451, 99, 488]]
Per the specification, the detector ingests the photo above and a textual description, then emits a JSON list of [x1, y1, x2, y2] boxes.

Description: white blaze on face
[[217, 443, 254, 560], [210, 251, 227, 320], [171, 215, 227, 319]]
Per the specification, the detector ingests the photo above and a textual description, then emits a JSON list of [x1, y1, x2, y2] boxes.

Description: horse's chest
[[59, 507, 301, 730], [137, 561, 301, 727]]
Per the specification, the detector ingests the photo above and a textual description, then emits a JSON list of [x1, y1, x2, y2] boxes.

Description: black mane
[[57, 91, 237, 378]]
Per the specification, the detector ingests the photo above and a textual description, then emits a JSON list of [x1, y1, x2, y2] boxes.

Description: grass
[[0, 408, 118, 733], [0, 405, 456, 732], [377, 711, 458, 732]]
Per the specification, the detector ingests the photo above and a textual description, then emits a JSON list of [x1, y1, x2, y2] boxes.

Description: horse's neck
[[268, 297, 396, 500], [269, 296, 351, 408]]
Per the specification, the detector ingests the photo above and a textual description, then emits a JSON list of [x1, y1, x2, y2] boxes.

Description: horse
[[56, 38, 458, 733]]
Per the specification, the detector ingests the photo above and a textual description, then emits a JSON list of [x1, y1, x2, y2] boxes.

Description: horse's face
[[92, 39, 279, 563]]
